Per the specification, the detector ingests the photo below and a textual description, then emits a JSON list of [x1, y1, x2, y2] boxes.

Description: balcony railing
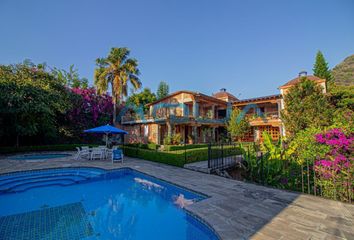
[[246, 111, 279, 120], [121, 115, 155, 123], [121, 114, 227, 124]]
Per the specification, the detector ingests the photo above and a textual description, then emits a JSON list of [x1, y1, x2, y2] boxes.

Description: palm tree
[[94, 47, 141, 123]]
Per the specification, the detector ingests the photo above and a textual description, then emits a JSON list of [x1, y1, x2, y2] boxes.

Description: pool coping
[[0, 155, 353, 240], [0, 166, 222, 240], [4, 152, 74, 162]]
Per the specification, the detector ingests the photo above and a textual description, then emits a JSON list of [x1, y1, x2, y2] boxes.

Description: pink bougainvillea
[[314, 128, 353, 201], [66, 87, 113, 135]]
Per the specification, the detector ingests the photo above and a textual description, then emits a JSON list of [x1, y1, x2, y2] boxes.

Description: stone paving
[[184, 156, 242, 173], [0, 152, 353, 240]]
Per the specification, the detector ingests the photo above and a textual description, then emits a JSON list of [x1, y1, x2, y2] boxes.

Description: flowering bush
[[61, 87, 113, 141], [69, 88, 113, 124], [314, 128, 353, 202]]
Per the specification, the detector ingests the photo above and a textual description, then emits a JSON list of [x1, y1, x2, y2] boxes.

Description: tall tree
[[156, 81, 169, 99], [126, 88, 156, 112], [226, 108, 250, 142], [281, 77, 333, 138], [52, 64, 88, 89], [94, 47, 141, 123], [313, 51, 332, 82], [0, 61, 70, 147]]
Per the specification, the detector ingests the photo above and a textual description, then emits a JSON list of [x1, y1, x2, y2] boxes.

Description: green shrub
[[163, 135, 172, 145], [172, 133, 182, 144], [123, 146, 185, 167], [0, 144, 98, 154], [164, 144, 208, 151], [123, 145, 242, 167], [147, 143, 159, 150], [125, 143, 159, 150]]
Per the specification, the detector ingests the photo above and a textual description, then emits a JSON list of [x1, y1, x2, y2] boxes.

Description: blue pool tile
[[0, 202, 93, 240]]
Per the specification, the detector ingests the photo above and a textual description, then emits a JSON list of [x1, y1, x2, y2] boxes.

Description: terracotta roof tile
[[234, 94, 281, 104], [280, 75, 324, 88], [213, 91, 239, 101]]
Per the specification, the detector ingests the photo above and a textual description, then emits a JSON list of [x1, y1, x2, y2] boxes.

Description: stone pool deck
[[0, 152, 353, 240]]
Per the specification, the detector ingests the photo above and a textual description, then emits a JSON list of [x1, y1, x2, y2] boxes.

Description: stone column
[[212, 127, 216, 142], [211, 105, 215, 119], [193, 126, 198, 143], [254, 127, 260, 142], [226, 102, 232, 118], [167, 121, 172, 137], [277, 100, 286, 137], [193, 101, 199, 118], [149, 106, 153, 117], [157, 125, 161, 144]]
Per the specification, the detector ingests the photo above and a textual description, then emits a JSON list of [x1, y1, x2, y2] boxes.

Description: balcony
[[246, 111, 279, 120], [247, 111, 281, 127], [121, 115, 157, 124], [121, 113, 227, 125]]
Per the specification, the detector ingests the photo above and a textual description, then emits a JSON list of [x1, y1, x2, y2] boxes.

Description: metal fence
[[218, 144, 353, 203], [207, 143, 243, 172]]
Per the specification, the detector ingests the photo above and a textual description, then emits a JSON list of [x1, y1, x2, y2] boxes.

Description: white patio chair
[[98, 146, 108, 159], [75, 147, 90, 160], [91, 147, 104, 160]]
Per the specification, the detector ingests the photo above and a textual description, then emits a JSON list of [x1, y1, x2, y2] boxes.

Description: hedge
[[123, 146, 185, 167], [0, 144, 98, 154], [163, 144, 208, 151], [125, 143, 159, 150], [123, 145, 242, 167]]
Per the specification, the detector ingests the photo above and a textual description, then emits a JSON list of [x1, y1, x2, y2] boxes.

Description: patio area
[[0, 153, 353, 240]]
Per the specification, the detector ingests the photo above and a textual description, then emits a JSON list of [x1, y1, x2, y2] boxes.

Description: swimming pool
[[8, 153, 71, 160], [0, 167, 219, 240]]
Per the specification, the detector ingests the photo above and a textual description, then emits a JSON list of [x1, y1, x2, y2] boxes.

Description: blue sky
[[0, 0, 353, 99]]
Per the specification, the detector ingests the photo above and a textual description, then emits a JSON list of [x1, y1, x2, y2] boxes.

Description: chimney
[[298, 71, 307, 77], [220, 88, 226, 92]]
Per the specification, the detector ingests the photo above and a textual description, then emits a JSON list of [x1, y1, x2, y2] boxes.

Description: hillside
[[332, 54, 354, 86]]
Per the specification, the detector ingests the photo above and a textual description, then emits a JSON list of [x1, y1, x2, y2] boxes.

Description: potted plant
[[187, 135, 194, 144]]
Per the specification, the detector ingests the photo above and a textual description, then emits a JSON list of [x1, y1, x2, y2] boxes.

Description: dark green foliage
[[328, 85, 354, 111], [126, 88, 156, 112], [227, 108, 250, 141], [156, 81, 169, 99], [0, 144, 98, 154], [125, 143, 159, 150], [0, 61, 71, 146], [241, 143, 304, 190], [0, 61, 111, 147], [331, 54, 354, 86], [313, 51, 332, 82], [327, 84, 354, 133], [281, 77, 333, 138]]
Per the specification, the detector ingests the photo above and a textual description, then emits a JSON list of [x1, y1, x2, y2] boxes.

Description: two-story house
[[120, 72, 326, 144], [121, 90, 235, 144]]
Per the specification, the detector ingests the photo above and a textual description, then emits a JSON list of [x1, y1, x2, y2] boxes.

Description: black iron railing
[[207, 143, 243, 172]]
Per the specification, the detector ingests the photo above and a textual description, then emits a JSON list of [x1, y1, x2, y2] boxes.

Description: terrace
[[0, 153, 353, 240]]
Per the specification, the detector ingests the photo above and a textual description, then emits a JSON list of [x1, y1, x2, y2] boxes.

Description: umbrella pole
[[105, 133, 108, 147]]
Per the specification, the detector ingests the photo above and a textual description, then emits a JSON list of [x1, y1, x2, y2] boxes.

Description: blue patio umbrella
[[84, 124, 128, 146]]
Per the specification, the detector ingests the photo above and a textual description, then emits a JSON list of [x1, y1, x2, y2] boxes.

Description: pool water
[[0, 168, 219, 240], [9, 153, 72, 160]]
